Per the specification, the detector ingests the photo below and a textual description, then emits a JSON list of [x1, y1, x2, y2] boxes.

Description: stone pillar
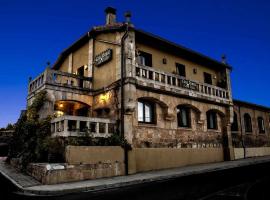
[[68, 53, 73, 73], [88, 39, 94, 78], [122, 29, 137, 145], [223, 105, 235, 161]]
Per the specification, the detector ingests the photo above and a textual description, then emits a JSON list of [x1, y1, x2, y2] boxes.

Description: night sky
[[0, 0, 269, 127]]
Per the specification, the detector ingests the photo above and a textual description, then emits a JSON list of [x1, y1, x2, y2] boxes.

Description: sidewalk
[[1, 156, 270, 196]]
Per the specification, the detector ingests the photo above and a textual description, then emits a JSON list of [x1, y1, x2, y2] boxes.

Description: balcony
[[28, 68, 92, 95], [51, 115, 116, 137], [134, 65, 231, 104]]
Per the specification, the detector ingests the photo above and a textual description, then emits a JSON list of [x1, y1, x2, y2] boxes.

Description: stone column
[[224, 105, 235, 161], [123, 30, 137, 145], [68, 53, 73, 73]]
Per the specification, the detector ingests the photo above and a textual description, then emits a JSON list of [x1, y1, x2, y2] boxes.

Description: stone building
[[27, 7, 270, 161]]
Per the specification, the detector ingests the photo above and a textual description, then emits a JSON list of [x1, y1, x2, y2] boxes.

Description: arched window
[[177, 106, 191, 128], [138, 99, 155, 124], [258, 117, 265, 134], [244, 113, 252, 133], [231, 112, 238, 131], [207, 111, 218, 130]]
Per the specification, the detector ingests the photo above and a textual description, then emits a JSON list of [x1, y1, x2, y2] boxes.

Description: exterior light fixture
[[59, 103, 64, 108], [99, 92, 111, 103]]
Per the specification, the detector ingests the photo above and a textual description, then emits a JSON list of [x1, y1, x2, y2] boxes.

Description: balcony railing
[[28, 68, 92, 94], [135, 65, 230, 102], [51, 115, 116, 137]]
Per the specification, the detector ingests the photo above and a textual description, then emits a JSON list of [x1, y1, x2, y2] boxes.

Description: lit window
[[138, 100, 155, 123], [207, 111, 217, 130], [177, 106, 191, 128]]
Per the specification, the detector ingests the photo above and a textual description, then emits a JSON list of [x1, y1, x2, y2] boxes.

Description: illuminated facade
[[27, 7, 270, 160]]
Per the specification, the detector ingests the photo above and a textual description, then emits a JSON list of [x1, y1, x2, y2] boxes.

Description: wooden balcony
[[135, 65, 231, 104], [28, 68, 92, 95], [51, 115, 116, 137]]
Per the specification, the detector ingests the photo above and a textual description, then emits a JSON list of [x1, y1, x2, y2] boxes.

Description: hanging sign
[[94, 49, 113, 66]]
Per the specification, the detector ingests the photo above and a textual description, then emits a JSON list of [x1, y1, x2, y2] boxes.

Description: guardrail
[[51, 115, 115, 137], [135, 65, 229, 101], [28, 68, 92, 94]]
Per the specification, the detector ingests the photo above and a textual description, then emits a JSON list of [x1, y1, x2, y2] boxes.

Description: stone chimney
[[105, 7, 117, 25]]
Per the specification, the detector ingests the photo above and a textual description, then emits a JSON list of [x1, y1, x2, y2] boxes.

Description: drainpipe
[[120, 12, 131, 175], [239, 106, 246, 158]]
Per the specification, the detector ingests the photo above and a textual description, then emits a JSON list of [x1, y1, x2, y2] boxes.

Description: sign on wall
[[94, 49, 113, 67], [180, 79, 199, 91]]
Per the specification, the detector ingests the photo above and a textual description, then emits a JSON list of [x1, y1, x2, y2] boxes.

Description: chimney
[[125, 11, 131, 24], [105, 7, 117, 25], [221, 54, 227, 64]]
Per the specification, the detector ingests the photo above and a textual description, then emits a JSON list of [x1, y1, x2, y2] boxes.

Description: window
[[204, 72, 212, 85], [207, 111, 217, 130], [231, 112, 239, 131], [176, 63, 186, 77], [138, 100, 155, 123], [244, 113, 252, 133], [177, 106, 191, 128], [258, 117, 265, 133], [137, 51, 152, 67]]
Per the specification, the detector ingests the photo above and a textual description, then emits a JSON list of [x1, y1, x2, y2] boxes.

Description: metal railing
[[135, 64, 229, 101], [51, 115, 116, 137]]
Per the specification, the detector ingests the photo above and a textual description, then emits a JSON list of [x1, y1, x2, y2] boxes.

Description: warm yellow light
[[59, 103, 64, 108], [55, 111, 64, 117], [99, 92, 111, 103]]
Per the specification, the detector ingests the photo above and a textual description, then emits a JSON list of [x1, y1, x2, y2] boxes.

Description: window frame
[[231, 112, 239, 132], [207, 111, 218, 130], [137, 100, 156, 124], [137, 51, 152, 67], [177, 106, 191, 128], [244, 113, 253, 133], [204, 72, 213, 85], [175, 63, 186, 77], [258, 117, 265, 134]]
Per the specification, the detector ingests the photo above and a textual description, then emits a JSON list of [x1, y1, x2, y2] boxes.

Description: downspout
[[121, 21, 130, 175], [239, 106, 246, 158]]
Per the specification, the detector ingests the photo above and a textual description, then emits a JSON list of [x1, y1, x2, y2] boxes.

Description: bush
[[8, 91, 51, 169]]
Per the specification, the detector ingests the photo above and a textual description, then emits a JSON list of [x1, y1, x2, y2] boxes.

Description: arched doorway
[[54, 100, 91, 117]]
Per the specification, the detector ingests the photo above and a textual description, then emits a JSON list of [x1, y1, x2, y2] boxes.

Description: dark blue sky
[[0, 0, 269, 127]]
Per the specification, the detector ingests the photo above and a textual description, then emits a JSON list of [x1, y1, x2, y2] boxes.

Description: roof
[[52, 23, 232, 70], [233, 99, 270, 112]]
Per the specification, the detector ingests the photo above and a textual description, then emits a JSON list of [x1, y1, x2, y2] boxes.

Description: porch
[[51, 115, 116, 138]]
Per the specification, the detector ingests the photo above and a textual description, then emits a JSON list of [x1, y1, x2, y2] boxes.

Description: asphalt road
[[1, 161, 270, 200]]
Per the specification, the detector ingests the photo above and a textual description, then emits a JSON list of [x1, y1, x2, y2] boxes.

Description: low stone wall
[[27, 146, 125, 185], [28, 146, 225, 184], [234, 147, 270, 159], [27, 162, 124, 185], [128, 147, 224, 174]]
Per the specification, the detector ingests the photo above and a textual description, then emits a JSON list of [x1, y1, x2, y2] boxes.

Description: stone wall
[[27, 146, 125, 185], [126, 88, 230, 148], [232, 101, 270, 148], [27, 162, 124, 185]]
